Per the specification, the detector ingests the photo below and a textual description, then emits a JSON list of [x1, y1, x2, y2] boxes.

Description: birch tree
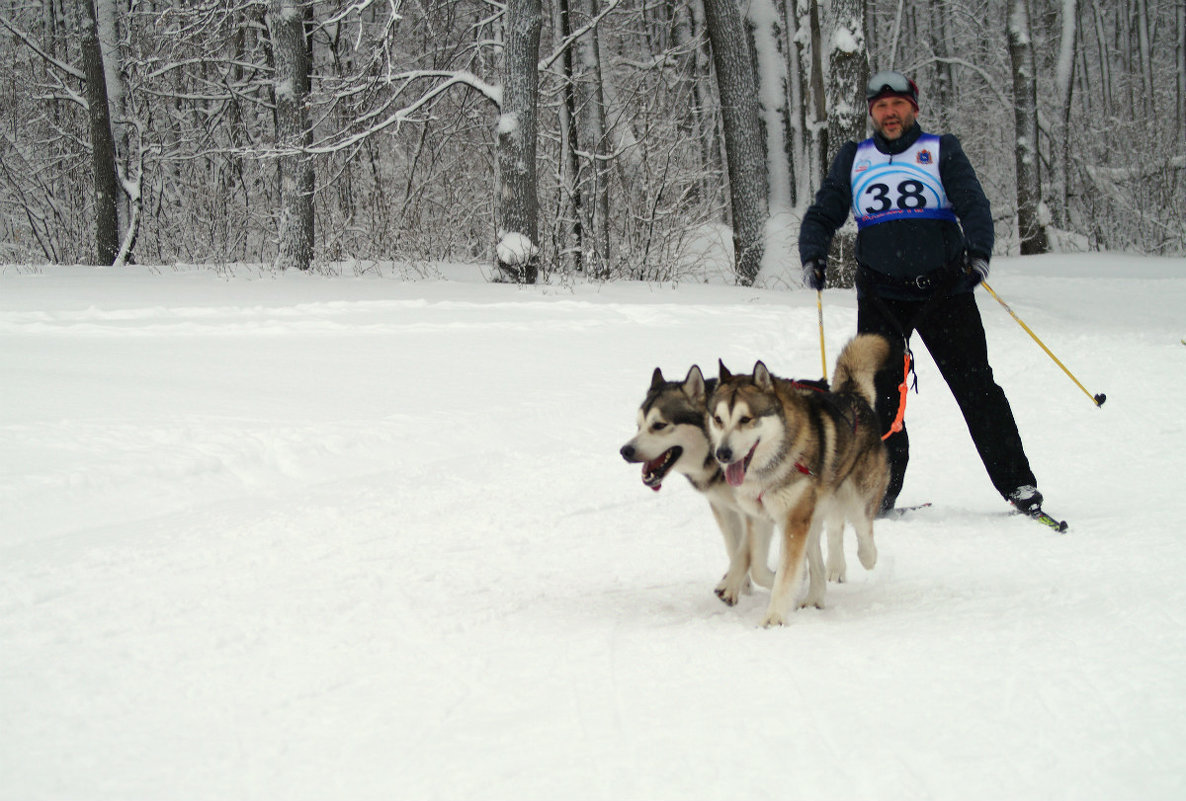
[[93, 0, 144, 265]]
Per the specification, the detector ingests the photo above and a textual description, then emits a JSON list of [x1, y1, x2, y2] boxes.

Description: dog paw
[[714, 583, 744, 606], [760, 611, 786, 628], [826, 559, 847, 583], [715, 573, 751, 606], [857, 542, 877, 570], [799, 585, 826, 609]]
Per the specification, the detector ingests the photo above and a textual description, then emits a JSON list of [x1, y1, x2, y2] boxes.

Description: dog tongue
[[725, 460, 746, 487], [642, 456, 666, 491]]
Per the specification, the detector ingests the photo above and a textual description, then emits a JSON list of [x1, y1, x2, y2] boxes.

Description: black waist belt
[[860, 264, 952, 291]]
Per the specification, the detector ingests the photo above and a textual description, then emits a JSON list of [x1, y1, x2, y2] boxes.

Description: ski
[[880, 501, 1066, 531], [1016, 506, 1068, 532], [879, 502, 932, 519]]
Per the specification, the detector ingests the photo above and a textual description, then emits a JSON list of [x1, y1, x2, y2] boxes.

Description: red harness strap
[[758, 461, 815, 504], [881, 350, 912, 441]]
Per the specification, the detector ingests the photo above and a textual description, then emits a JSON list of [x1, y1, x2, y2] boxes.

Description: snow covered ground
[[3, 254, 1185, 800]]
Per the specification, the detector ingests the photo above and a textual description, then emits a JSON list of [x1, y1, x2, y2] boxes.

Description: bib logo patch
[[916, 149, 933, 165], [854, 159, 871, 174]]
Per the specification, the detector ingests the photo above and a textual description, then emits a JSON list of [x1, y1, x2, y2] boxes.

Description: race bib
[[850, 134, 957, 228]]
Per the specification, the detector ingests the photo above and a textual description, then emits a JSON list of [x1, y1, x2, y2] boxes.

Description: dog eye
[[739, 415, 752, 425], [711, 415, 722, 427], [651, 422, 668, 432]]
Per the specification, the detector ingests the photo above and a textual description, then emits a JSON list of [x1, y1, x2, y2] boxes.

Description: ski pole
[[817, 290, 828, 382], [979, 279, 1106, 407]]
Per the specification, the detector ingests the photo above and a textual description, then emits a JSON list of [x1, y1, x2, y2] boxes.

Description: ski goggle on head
[[866, 71, 919, 105]]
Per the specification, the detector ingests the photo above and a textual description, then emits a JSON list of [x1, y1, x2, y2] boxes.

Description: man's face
[[870, 96, 917, 141]]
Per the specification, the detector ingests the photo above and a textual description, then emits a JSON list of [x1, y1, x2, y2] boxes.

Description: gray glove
[[966, 254, 989, 285], [802, 258, 826, 291]]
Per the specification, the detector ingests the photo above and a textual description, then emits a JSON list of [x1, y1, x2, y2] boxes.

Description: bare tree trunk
[[1053, 0, 1079, 228], [94, 1, 127, 232], [928, 0, 954, 129], [1007, 0, 1049, 254], [496, 0, 543, 283], [1178, 0, 1186, 133], [92, 0, 143, 265], [782, 0, 806, 209], [702, 0, 769, 285], [807, 0, 828, 180], [268, 0, 315, 271], [749, 0, 791, 215], [1090, 0, 1113, 117], [79, 0, 120, 265], [674, 1, 718, 213], [572, 0, 611, 278], [825, 0, 868, 287], [1134, 0, 1154, 114], [552, 0, 583, 274]]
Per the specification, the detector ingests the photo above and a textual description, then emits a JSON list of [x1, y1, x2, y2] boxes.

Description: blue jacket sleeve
[[797, 142, 858, 264], [939, 134, 994, 261]]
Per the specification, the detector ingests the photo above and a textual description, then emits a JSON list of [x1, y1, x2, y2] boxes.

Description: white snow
[[497, 111, 520, 136], [495, 232, 538, 265], [3, 254, 1185, 800], [831, 26, 862, 54]]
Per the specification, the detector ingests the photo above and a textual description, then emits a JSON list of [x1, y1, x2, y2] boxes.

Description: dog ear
[[717, 359, 732, 381], [650, 367, 665, 391], [682, 365, 706, 401], [753, 361, 774, 390]]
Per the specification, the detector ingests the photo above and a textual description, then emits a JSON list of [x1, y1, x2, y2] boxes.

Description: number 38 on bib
[[850, 134, 958, 229]]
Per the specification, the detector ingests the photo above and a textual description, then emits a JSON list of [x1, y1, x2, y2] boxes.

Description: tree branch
[[0, 14, 85, 80]]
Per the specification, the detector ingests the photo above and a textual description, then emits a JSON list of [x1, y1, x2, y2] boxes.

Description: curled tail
[[831, 334, 891, 407]]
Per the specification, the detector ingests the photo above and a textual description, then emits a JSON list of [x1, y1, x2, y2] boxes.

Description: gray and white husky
[[709, 334, 892, 626], [620, 365, 775, 605]]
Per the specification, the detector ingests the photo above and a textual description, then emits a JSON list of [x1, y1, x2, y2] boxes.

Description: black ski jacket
[[798, 122, 994, 300]]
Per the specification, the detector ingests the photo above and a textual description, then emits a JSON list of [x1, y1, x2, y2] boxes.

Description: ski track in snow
[[2, 256, 1185, 800]]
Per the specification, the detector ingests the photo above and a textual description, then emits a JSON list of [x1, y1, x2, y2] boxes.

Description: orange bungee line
[[882, 349, 911, 441]]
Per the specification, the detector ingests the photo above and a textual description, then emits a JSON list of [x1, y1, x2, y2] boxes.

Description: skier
[[797, 69, 1046, 520]]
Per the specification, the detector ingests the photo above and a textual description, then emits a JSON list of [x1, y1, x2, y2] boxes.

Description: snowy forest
[[1, 0, 1183, 283]]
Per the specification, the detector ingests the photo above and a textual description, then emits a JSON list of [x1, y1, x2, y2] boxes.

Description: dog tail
[[831, 334, 891, 407]]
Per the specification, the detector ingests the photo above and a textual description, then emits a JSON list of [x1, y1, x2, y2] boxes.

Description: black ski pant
[[856, 290, 1036, 509]]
